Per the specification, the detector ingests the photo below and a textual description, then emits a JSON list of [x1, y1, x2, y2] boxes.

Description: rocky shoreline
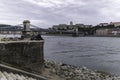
[[43, 60, 120, 80]]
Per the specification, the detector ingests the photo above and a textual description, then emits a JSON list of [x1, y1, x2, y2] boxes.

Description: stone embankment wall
[[0, 40, 44, 74]]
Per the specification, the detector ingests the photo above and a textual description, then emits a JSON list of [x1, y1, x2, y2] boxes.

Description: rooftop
[[110, 22, 120, 24]]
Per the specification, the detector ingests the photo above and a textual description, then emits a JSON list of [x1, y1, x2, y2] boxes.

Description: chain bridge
[[0, 23, 50, 34]]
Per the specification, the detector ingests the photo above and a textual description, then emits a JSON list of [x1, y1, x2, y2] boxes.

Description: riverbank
[[42, 60, 120, 80], [42, 34, 120, 38], [42, 33, 81, 37]]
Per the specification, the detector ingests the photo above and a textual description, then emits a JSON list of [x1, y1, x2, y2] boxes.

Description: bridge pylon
[[22, 20, 32, 38]]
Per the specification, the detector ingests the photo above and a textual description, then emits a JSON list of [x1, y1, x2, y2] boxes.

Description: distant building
[[111, 28, 120, 35], [98, 23, 109, 26], [95, 28, 112, 36], [95, 28, 120, 36], [75, 24, 84, 28], [110, 22, 120, 27], [52, 22, 92, 31], [84, 25, 92, 28], [53, 24, 68, 30], [51, 22, 94, 36]]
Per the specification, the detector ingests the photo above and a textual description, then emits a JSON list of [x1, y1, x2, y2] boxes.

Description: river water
[[43, 36, 120, 75]]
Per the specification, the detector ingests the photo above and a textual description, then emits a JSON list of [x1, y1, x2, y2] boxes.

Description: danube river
[[43, 36, 120, 75]]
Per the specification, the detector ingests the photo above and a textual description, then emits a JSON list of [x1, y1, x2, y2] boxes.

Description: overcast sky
[[0, 0, 120, 28]]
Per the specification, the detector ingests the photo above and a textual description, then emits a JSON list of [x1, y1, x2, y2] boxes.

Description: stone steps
[[0, 71, 36, 80], [0, 63, 47, 80]]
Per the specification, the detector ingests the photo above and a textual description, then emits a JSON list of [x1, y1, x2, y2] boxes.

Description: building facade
[[95, 28, 120, 36], [52, 22, 92, 31], [110, 22, 120, 27], [98, 23, 109, 26]]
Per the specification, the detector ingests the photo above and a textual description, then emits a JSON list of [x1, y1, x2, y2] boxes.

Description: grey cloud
[[0, 0, 119, 28]]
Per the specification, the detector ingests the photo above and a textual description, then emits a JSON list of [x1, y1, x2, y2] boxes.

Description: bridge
[[0, 24, 47, 31], [0, 23, 51, 34]]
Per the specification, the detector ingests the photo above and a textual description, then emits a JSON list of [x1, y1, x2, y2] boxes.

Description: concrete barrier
[[0, 40, 44, 74]]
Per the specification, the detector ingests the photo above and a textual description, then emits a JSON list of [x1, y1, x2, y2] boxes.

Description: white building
[[98, 23, 109, 26], [110, 22, 120, 27]]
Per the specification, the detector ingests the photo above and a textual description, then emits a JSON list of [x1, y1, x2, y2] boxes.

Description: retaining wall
[[0, 40, 44, 74]]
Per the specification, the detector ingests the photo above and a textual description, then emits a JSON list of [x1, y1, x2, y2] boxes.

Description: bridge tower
[[22, 20, 31, 38]]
